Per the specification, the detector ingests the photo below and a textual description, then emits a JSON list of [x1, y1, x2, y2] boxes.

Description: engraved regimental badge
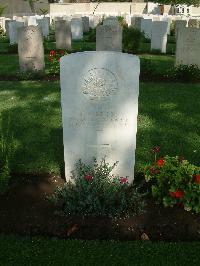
[[82, 68, 118, 100]]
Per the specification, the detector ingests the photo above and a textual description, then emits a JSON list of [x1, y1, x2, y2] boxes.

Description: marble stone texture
[[175, 20, 187, 37], [82, 16, 90, 32], [151, 21, 168, 53], [18, 26, 45, 72], [60, 51, 140, 182], [176, 27, 200, 67], [71, 18, 83, 40], [96, 24, 122, 52], [55, 20, 71, 50], [8, 21, 24, 44], [141, 18, 153, 39]]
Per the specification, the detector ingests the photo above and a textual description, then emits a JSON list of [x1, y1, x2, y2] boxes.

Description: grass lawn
[[0, 81, 199, 176], [0, 235, 200, 265], [0, 53, 175, 77]]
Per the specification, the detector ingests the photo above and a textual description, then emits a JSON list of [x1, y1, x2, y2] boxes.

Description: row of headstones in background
[[6, 17, 50, 44]]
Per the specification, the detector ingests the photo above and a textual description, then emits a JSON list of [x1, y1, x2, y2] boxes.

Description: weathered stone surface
[[60, 51, 140, 182], [82, 16, 90, 32], [55, 20, 71, 50], [131, 16, 142, 30], [71, 18, 83, 40], [141, 18, 152, 39], [103, 17, 119, 26], [151, 21, 168, 53], [18, 26, 45, 72], [188, 19, 200, 28], [8, 21, 24, 44], [36, 17, 49, 37], [89, 15, 100, 29], [96, 24, 122, 52], [175, 20, 187, 36], [176, 27, 200, 67]]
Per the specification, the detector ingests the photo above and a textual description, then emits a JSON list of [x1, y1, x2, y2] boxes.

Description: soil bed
[[1, 175, 200, 241]]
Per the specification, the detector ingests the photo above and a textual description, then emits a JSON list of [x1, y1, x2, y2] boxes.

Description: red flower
[[194, 174, 200, 184], [120, 177, 129, 184], [152, 146, 160, 154], [157, 158, 165, 167], [169, 190, 184, 199], [84, 175, 93, 181], [49, 50, 56, 56]]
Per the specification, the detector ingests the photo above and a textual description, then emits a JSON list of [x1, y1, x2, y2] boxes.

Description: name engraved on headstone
[[82, 68, 118, 100]]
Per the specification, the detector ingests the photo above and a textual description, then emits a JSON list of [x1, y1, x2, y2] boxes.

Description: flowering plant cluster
[[48, 49, 67, 74], [145, 147, 200, 213], [51, 158, 145, 217]]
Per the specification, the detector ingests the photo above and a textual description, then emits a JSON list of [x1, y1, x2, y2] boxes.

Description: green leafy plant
[[48, 49, 68, 74], [0, 26, 5, 37], [123, 26, 143, 53], [173, 64, 200, 82], [0, 115, 15, 194], [50, 158, 146, 217], [145, 147, 200, 213]]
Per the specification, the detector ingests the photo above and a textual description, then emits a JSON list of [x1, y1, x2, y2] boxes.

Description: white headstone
[[176, 27, 200, 67], [71, 18, 83, 40], [8, 21, 24, 44], [28, 16, 37, 26], [18, 26, 45, 72], [104, 17, 119, 26], [60, 51, 140, 182], [36, 18, 49, 37], [89, 15, 100, 29], [82, 16, 90, 32], [55, 20, 71, 50], [175, 20, 187, 36], [141, 19, 153, 39], [151, 21, 168, 53], [96, 25, 122, 52]]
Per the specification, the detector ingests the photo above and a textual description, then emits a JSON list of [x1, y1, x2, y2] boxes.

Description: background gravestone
[[103, 17, 119, 26], [71, 18, 83, 40], [9, 21, 24, 44], [96, 24, 122, 52], [55, 20, 71, 50], [151, 21, 168, 53], [175, 20, 187, 37], [18, 26, 45, 72], [141, 18, 153, 39], [176, 27, 200, 67], [82, 16, 90, 33], [188, 19, 200, 28], [60, 51, 140, 182]]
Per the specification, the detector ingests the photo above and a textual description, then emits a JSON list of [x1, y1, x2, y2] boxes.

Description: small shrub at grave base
[[123, 26, 143, 53], [8, 44, 18, 54], [145, 148, 200, 213], [173, 64, 200, 82], [48, 49, 68, 75], [50, 158, 146, 218]]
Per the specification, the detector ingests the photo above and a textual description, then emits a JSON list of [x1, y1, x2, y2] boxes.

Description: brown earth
[[1, 174, 200, 241]]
